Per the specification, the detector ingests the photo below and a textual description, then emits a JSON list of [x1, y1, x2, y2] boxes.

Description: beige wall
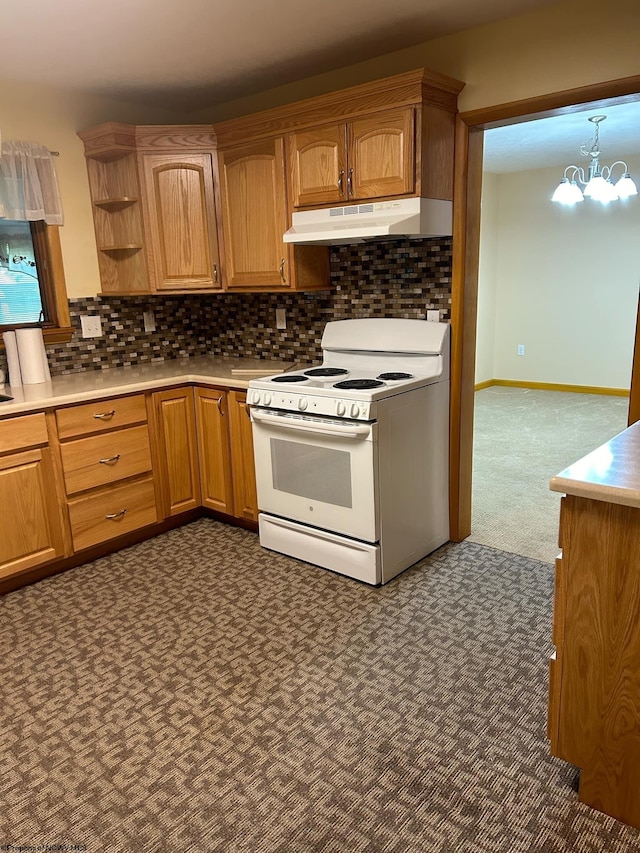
[[198, 0, 640, 122], [9, 0, 640, 300], [477, 156, 640, 389], [1, 80, 184, 298]]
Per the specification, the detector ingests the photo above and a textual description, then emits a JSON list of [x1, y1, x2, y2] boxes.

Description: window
[[0, 221, 44, 324], [0, 221, 71, 340], [0, 141, 71, 342]]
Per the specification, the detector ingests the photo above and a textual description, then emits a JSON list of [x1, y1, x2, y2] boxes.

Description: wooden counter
[[548, 422, 640, 830]]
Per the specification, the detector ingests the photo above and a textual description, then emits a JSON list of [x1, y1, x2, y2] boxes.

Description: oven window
[[270, 438, 352, 508]]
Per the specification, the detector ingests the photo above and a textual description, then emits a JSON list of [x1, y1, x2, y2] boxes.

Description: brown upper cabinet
[[141, 152, 221, 291], [288, 107, 415, 208], [217, 135, 329, 291], [78, 124, 224, 295], [79, 68, 463, 296]]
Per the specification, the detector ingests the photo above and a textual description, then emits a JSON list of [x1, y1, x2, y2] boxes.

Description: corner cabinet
[[194, 387, 258, 522], [152, 387, 201, 517], [217, 136, 329, 292], [288, 107, 415, 208], [78, 123, 224, 295], [227, 390, 258, 522], [141, 152, 222, 291]]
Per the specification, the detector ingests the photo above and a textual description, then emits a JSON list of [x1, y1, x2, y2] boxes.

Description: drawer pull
[[93, 410, 116, 421], [105, 508, 127, 520], [99, 454, 121, 465]]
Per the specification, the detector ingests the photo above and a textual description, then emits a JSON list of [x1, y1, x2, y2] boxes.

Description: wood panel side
[[558, 495, 640, 828], [420, 106, 457, 201], [449, 119, 484, 541]]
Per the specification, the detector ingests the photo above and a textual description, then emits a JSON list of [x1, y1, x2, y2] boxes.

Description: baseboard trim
[[475, 379, 630, 397]]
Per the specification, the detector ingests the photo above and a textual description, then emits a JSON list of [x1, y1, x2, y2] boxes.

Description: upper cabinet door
[[218, 138, 291, 289], [289, 124, 347, 208], [347, 107, 415, 201], [142, 153, 222, 291]]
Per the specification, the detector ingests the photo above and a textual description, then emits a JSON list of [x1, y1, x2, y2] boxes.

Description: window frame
[[0, 222, 72, 343]]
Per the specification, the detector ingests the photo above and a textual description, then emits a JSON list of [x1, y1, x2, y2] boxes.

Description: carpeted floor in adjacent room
[[469, 386, 630, 562], [2, 519, 640, 852]]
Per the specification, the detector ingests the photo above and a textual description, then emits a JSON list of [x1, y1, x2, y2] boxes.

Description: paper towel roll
[[2, 331, 22, 388], [15, 328, 50, 385]]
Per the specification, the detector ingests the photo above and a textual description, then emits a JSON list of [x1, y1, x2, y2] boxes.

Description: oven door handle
[[251, 409, 372, 439]]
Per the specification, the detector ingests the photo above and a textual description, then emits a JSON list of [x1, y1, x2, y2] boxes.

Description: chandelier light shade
[[551, 115, 638, 205]]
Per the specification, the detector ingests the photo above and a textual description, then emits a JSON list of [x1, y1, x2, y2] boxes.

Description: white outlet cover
[[80, 315, 103, 338]]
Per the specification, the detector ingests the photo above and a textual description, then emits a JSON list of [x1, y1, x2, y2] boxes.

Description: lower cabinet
[[548, 493, 640, 830], [0, 382, 259, 589], [227, 390, 258, 522], [194, 387, 234, 514], [194, 386, 258, 522], [56, 392, 159, 551], [0, 413, 67, 578], [153, 387, 201, 517]]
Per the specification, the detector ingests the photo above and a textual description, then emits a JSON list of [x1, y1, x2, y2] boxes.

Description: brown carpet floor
[[2, 518, 640, 852]]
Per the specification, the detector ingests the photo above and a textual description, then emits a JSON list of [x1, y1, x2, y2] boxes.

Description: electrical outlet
[[143, 310, 156, 333], [517, 344, 525, 356], [276, 308, 286, 330], [80, 315, 103, 338], [426, 309, 440, 322]]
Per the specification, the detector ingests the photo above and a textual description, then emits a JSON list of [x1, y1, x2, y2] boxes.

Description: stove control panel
[[248, 389, 373, 421]]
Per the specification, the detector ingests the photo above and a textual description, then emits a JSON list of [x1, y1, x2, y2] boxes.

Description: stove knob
[[298, 397, 308, 411], [264, 392, 272, 406], [350, 402, 360, 419], [336, 401, 346, 416], [251, 391, 261, 405]]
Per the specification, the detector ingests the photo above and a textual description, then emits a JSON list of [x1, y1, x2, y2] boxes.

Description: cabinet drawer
[[0, 412, 48, 453], [56, 394, 147, 439], [61, 424, 152, 495], [68, 476, 157, 551]]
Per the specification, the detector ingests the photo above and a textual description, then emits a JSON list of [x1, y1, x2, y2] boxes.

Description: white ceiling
[[484, 100, 640, 174], [1, 0, 561, 112]]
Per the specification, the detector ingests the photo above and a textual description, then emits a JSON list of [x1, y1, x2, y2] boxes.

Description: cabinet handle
[[347, 168, 354, 195], [216, 395, 224, 415], [105, 508, 127, 520], [93, 410, 116, 421], [245, 403, 251, 419], [279, 258, 286, 283], [99, 454, 121, 465], [213, 263, 218, 284], [338, 169, 345, 195]]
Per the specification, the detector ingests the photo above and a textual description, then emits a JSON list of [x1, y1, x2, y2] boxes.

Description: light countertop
[[0, 356, 297, 417], [549, 420, 640, 508]]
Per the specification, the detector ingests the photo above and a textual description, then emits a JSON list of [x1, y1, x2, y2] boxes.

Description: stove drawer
[[259, 513, 381, 585]]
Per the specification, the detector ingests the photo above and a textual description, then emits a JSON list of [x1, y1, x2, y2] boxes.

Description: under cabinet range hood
[[283, 197, 453, 245]]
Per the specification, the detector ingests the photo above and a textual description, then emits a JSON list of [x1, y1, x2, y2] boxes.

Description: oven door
[[251, 408, 378, 542]]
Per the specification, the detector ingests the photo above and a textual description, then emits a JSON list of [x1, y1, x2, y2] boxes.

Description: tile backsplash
[[41, 237, 452, 376]]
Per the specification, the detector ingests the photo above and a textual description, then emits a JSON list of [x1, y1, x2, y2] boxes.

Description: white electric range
[[248, 318, 450, 585]]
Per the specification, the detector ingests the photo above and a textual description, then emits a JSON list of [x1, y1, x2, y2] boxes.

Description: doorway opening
[[448, 76, 640, 548]]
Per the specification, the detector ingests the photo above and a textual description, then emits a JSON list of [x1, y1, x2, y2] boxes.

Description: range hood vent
[[283, 197, 452, 245]]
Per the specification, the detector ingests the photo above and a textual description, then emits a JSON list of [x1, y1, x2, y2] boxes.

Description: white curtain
[[0, 140, 63, 225]]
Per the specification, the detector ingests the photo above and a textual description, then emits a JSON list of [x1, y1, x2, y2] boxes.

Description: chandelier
[[551, 115, 637, 205]]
